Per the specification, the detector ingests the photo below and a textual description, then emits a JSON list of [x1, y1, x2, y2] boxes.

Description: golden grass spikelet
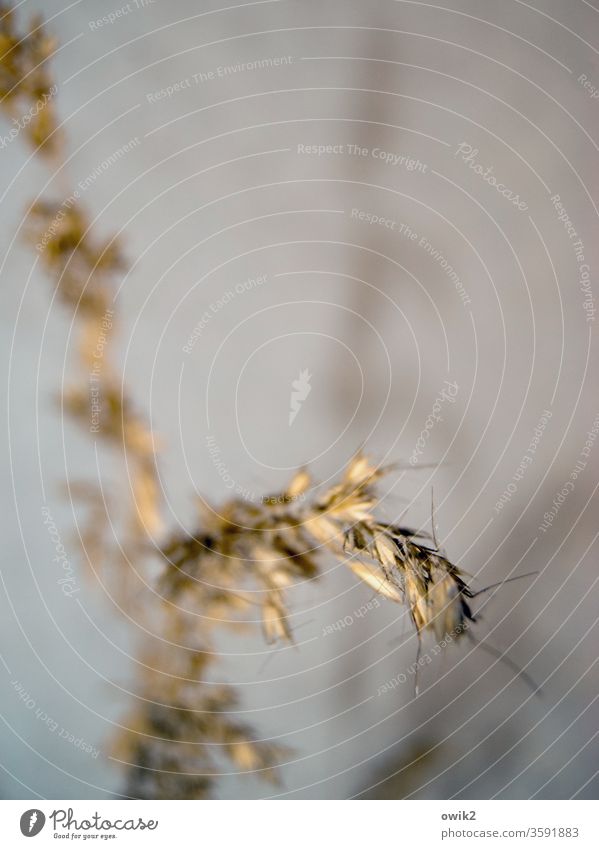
[[9, 3, 537, 796]]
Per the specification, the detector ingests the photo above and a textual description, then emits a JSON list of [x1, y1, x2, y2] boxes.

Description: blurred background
[[1, 0, 598, 799]]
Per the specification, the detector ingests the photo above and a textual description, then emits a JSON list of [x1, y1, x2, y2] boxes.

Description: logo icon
[[288, 368, 312, 426], [20, 809, 45, 837]]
